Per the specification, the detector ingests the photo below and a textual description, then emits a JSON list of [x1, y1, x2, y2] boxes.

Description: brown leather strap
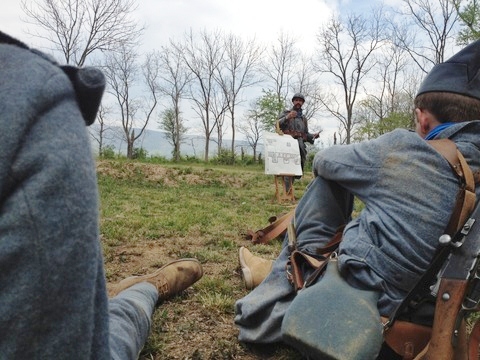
[[382, 316, 471, 360], [286, 224, 344, 291], [428, 139, 476, 235], [428, 139, 459, 175], [445, 150, 476, 236], [288, 250, 328, 292], [246, 208, 295, 244], [381, 316, 431, 360], [457, 150, 476, 224], [316, 224, 345, 255]]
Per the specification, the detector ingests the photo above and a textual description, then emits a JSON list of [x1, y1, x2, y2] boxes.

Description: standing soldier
[[277, 93, 320, 191]]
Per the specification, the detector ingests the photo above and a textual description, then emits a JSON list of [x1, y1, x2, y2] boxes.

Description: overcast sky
[[2, 0, 389, 50], [1, 0, 403, 145]]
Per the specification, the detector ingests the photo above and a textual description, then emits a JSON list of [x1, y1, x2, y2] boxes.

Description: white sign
[[264, 132, 302, 176]]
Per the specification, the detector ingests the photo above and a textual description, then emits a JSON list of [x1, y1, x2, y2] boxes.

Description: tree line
[[20, 0, 480, 160]]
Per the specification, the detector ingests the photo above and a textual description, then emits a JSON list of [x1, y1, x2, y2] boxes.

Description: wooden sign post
[[264, 132, 302, 203], [274, 174, 295, 202]]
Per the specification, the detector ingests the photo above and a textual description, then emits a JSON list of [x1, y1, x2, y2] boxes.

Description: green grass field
[[98, 159, 310, 359]]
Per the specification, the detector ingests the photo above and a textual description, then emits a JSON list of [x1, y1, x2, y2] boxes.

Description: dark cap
[[292, 93, 305, 102], [416, 40, 480, 100]]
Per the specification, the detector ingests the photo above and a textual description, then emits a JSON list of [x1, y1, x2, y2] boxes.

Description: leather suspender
[[428, 139, 476, 236]]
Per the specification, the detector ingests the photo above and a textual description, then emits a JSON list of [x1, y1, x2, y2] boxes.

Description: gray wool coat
[[0, 42, 110, 358]]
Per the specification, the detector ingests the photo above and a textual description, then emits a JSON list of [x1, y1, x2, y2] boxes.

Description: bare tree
[[354, 40, 420, 142], [291, 54, 323, 133], [156, 43, 191, 161], [314, 9, 385, 144], [210, 86, 230, 155], [362, 43, 410, 122], [177, 29, 225, 161], [393, 0, 459, 73], [239, 100, 266, 162], [103, 45, 159, 158], [21, 0, 143, 66], [89, 103, 113, 155], [216, 33, 263, 157], [260, 31, 298, 105]]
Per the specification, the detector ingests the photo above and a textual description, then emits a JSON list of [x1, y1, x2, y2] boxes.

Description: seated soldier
[[0, 31, 203, 359], [235, 40, 480, 357]]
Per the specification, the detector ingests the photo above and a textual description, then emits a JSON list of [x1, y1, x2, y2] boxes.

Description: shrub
[[100, 145, 116, 159], [182, 155, 201, 163], [211, 148, 236, 165], [146, 155, 169, 164], [132, 147, 148, 160]]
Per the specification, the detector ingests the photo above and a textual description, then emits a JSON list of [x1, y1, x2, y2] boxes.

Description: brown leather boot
[[239, 247, 274, 290], [111, 258, 203, 302]]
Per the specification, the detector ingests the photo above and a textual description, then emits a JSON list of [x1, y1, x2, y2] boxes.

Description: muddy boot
[[111, 258, 203, 303], [238, 247, 274, 290]]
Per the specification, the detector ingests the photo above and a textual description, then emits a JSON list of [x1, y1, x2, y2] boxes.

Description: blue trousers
[[234, 177, 353, 343]]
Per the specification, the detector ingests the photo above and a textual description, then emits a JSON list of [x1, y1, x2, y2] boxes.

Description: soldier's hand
[[313, 132, 320, 139], [287, 111, 297, 120]]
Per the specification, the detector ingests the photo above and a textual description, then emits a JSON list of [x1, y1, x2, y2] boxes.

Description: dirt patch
[[105, 238, 270, 360], [96, 160, 249, 188]]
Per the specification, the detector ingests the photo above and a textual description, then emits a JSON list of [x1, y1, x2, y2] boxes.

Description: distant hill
[[88, 125, 255, 159]]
